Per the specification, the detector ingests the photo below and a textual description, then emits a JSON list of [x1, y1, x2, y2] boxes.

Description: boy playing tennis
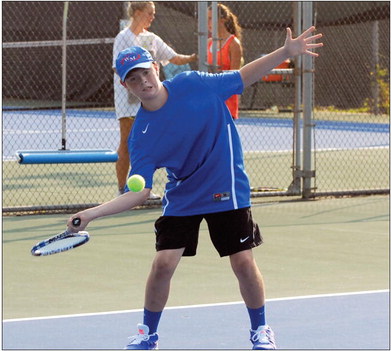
[[69, 26, 322, 350]]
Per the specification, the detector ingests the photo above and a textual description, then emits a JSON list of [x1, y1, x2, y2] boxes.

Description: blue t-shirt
[[128, 70, 250, 216]]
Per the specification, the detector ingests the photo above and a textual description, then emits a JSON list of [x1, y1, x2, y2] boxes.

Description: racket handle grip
[[72, 217, 81, 227]]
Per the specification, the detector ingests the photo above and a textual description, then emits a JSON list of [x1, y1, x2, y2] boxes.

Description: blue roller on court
[[16, 149, 118, 164]]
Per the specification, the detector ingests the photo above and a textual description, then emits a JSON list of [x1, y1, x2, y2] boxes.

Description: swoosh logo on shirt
[[142, 124, 149, 134], [240, 236, 250, 243]]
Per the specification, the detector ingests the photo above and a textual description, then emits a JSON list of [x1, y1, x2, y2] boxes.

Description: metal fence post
[[210, 1, 219, 73], [372, 20, 379, 115], [288, 1, 303, 194], [197, 2, 208, 72], [302, 1, 315, 198], [61, 1, 69, 151]]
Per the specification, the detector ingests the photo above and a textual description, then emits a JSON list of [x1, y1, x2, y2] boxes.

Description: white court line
[[244, 146, 389, 154], [3, 289, 388, 323], [4, 127, 118, 135]]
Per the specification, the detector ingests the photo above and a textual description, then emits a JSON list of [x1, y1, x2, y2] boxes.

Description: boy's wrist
[[279, 45, 290, 60]]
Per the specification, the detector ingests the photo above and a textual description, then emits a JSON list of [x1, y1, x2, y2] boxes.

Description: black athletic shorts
[[154, 207, 263, 257]]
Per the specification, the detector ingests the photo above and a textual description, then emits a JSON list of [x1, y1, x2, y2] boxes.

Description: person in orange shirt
[[207, 3, 243, 119]]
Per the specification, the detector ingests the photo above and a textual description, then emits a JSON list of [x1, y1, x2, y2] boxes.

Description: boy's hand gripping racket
[[31, 218, 90, 256]]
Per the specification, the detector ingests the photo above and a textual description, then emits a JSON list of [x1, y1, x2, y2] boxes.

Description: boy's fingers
[[299, 26, 317, 39], [305, 33, 323, 42]]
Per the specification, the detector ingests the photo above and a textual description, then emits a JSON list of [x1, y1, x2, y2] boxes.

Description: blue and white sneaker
[[250, 325, 276, 350], [124, 324, 158, 350]]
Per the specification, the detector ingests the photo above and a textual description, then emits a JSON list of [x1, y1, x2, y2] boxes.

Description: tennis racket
[[31, 218, 90, 256]]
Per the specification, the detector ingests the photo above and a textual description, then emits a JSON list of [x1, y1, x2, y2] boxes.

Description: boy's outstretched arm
[[67, 188, 151, 232], [240, 26, 323, 89]]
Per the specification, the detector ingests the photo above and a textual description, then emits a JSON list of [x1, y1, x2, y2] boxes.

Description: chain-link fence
[[312, 2, 390, 196], [3, 1, 389, 212]]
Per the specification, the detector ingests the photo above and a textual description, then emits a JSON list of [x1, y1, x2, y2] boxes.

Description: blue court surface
[[2, 109, 389, 161], [3, 290, 389, 349]]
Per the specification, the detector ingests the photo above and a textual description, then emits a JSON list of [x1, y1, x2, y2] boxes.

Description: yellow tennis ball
[[127, 175, 145, 192]]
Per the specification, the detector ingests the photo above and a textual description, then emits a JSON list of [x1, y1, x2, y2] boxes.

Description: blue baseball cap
[[116, 46, 154, 82]]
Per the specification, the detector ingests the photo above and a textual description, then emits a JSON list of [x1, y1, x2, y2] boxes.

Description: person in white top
[[113, 1, 197, 196]]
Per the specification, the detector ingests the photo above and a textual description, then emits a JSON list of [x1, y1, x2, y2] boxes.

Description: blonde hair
[[213, 3, 242, 41], [127, 1, 154, 18]]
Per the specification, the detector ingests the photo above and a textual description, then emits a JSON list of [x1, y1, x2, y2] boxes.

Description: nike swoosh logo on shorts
[[240, 236, 250, 243], [142, 124, 149, 134]]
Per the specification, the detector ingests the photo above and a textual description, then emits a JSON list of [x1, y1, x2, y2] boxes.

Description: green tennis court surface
[[3, 195, 388, 319]]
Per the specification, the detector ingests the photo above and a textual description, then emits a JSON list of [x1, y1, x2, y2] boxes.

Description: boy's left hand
[[284, 26, 323, 58]]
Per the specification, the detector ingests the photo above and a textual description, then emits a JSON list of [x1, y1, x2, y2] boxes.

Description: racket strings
[[36, 236, 86, 254], [32, 231, 89, 256]]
